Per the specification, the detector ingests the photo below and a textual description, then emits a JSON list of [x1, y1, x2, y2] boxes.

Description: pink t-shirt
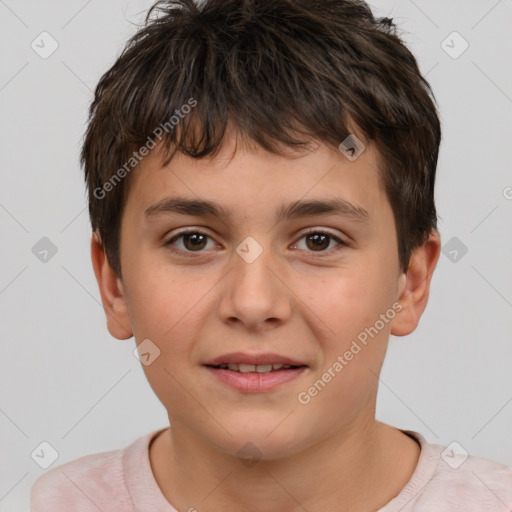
[[30, 428, 512, 511]]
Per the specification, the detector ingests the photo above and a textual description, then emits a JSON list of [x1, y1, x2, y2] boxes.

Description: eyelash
[[164, 228, 348, 256]]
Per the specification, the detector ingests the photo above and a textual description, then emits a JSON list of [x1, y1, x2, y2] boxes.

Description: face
[[111, 129, 409, 460]]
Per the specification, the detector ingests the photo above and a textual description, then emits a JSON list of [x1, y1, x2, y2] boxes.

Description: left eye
[[164, 230, 345, 254], [292, 230, 345, 253]]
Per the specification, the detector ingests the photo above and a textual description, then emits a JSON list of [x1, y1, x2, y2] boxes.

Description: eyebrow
[[144, 196, 369, 224]]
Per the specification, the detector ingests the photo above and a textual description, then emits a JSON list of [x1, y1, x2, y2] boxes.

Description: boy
[[31, 0, 512, 510]]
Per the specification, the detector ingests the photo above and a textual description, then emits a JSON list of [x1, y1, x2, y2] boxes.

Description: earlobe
[[90, 232, 133, 340], [390, 230, 441, 337]]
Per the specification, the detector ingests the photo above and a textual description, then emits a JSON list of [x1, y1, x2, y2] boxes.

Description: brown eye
[[165, 230, 214, 252], [305, 233, 330, 251], [294, 230, 346, 253]]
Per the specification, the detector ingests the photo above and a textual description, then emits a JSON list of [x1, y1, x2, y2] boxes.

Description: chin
[[213, 415, 312, 462]]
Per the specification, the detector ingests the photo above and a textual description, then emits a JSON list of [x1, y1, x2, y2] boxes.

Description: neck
[[149, 418, 421, 512]]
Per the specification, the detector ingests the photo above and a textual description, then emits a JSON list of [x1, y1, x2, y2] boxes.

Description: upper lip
[[204, 352, 308, 367]]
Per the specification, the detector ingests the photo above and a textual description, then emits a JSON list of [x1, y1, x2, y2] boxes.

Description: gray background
[[1, 0, 511, 510]]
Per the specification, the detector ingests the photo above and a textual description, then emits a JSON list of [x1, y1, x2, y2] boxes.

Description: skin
[[91, 125, 441, 512]]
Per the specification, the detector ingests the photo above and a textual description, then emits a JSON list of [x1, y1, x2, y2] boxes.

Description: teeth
[[256, 364, 273, 373], [216, 363, 297, 373], [238, 364, 256, 373]]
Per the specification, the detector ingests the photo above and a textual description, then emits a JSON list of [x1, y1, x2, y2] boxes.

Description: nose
[[217, 238, 292, 332]]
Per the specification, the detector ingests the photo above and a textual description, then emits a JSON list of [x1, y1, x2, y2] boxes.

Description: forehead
[[124, 131, 388, 225]]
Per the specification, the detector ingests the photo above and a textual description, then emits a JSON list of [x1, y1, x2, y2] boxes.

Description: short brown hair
[[81, 0, 441, 278]]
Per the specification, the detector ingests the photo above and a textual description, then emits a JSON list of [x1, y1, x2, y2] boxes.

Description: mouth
[[203, 354, 309, 392], [202, 352, 309, 392], [205, 363, 307, 373]]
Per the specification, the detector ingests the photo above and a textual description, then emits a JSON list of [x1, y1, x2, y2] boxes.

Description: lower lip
[[203, 366, 308, 392]]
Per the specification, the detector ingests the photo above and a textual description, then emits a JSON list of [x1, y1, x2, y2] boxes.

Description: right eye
[[164, 230, 218, 253]]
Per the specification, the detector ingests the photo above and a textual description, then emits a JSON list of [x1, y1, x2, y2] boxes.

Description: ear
[[90, 232, 133, 340], [390, 230, 441, 336]]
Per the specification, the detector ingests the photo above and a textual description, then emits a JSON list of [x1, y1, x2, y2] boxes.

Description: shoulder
[[30, 438, 137, 512], [411, 434, 512, 510]]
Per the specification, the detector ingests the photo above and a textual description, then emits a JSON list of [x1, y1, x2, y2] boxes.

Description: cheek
[[297, 273, 392, 412], [125, 267, 183, 343], [295, 266, 397, 381], [301, 267, 391, 329], [129, 273, 202, 407], [127, 265, 217, 370]]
